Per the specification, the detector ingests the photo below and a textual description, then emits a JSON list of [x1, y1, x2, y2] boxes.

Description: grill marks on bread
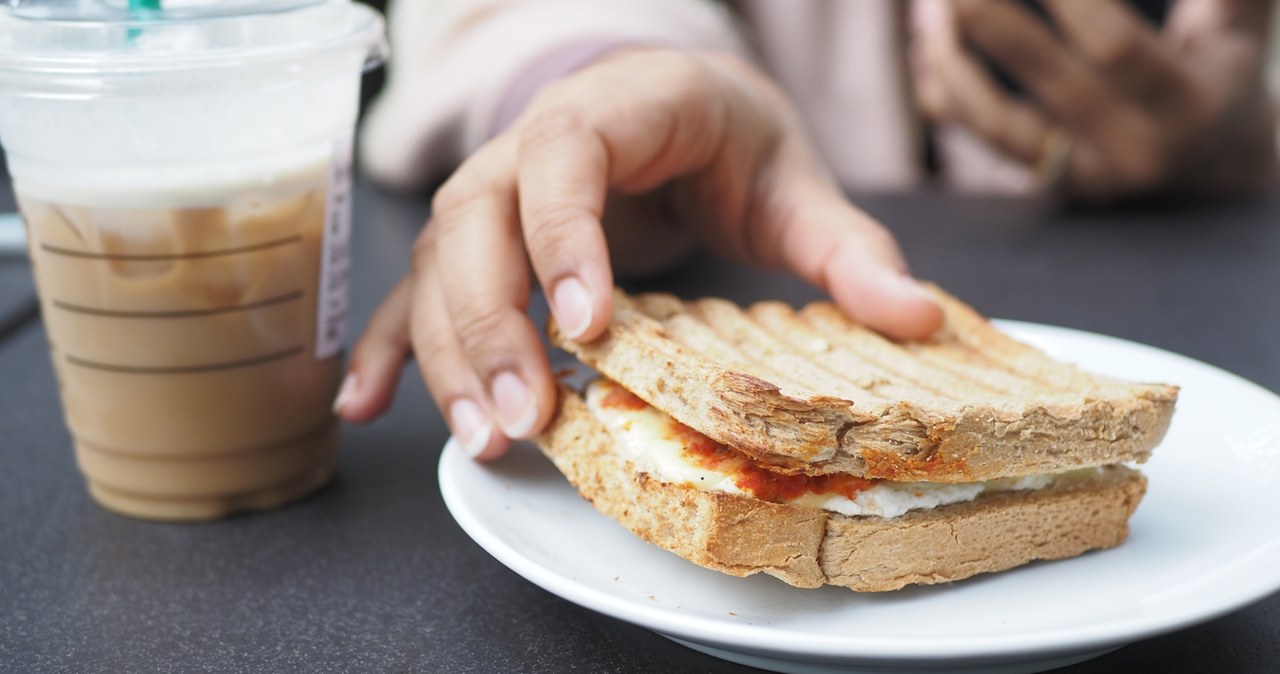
[[552, 287, 1178, 481]]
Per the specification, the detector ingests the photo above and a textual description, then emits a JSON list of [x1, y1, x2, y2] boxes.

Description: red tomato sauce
[[597, 382, 649, 411], [665, 419, 877, 503], [862, 447, 969, 480]]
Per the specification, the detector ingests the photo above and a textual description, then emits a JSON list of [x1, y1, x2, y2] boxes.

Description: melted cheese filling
[[585, 379, 1098, 519]]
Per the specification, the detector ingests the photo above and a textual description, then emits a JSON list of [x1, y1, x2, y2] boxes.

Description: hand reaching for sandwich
[[913, 0, 1278, 200], [334, 48, 944, 460]]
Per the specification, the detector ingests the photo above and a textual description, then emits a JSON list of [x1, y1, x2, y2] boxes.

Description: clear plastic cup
[[0, 0, 387, 520]]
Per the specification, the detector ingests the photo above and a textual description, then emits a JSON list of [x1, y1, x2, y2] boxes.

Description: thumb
[[766, 178, 944, 340]]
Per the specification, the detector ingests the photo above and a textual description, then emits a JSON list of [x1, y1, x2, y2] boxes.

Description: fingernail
[[449, 398, 492, 458], [552, 276, 593, 340], [903, 275, 935, 299], [888, 272, 938, 304], [332, 373, 358, 414], [491, 370, 537, 438]]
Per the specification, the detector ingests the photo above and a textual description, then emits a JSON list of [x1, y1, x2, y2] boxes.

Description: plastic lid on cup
[[10, 0, 326, 21], [0, 0, 387, 94]]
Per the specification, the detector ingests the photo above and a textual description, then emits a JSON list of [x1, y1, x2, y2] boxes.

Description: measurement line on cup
[[65, 346, 304, 375], [38, 234, 302, 261], [52, 291, 305, 319]]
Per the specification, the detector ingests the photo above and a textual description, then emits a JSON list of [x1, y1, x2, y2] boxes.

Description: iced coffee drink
[[20, 162, 346, 519], [0, 0, 386, 519]]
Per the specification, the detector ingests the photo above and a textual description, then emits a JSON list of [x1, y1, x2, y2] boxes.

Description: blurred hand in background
[[914, 0, 1278, 201]]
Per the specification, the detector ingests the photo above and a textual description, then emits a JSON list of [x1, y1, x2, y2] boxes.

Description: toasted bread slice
[[550, 287, 1177, 482], [536, 387, 1147, 592]]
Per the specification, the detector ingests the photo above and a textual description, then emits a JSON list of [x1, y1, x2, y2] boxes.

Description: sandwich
[[534, 287, 1177, 592]]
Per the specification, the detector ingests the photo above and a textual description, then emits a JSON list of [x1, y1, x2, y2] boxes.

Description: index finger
[[513, 51, 754, 346], [515, 111, 615, 347]]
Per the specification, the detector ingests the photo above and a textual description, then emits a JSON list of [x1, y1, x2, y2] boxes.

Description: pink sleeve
[[358, 0, 750, 191]]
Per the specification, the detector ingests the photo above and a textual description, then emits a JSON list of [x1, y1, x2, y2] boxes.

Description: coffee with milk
[[0, 0, 386, 520]]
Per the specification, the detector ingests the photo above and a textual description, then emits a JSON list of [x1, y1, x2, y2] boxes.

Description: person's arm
[[359, 0, 751, 191]]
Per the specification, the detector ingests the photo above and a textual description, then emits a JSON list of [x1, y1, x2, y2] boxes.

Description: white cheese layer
[[585, 379, 1090, 519]]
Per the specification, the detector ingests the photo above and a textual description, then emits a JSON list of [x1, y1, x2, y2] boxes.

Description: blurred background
[[3, 0, 1280, 194]]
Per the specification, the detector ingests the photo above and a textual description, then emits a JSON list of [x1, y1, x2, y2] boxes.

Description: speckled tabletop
[[2, 178, 1278, 673]]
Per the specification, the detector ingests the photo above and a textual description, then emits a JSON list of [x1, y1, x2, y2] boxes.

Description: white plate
[[439, 321, 1280, 674]]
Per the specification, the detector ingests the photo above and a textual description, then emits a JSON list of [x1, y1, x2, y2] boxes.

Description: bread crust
[[551, 287, 1177, 482], [536, 388, 1147, 592]]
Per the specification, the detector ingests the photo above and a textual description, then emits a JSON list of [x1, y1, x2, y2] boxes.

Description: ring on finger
[[1035, 128, 1073, 191]]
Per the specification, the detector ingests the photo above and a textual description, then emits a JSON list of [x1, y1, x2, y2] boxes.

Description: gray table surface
[[1, 177, 1278, 673]]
